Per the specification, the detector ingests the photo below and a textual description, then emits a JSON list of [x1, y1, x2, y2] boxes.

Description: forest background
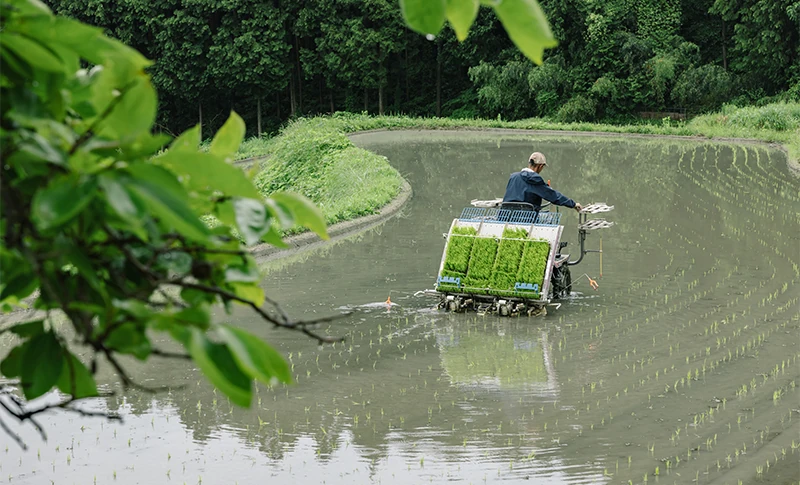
[[49, 0, 800, 137]]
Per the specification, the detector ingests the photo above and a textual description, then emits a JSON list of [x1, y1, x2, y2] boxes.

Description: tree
[[0, 0, 333, 447]]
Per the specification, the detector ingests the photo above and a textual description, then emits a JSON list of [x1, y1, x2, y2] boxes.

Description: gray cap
[[529, 152, 547, 165]]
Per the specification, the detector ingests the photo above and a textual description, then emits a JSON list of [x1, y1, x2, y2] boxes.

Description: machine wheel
[[447, 300, 457, 312], [551, 265, 572, 299], [499, 304, 510, 316]]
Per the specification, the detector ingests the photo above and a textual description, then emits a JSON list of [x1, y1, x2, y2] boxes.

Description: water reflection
[[3, 131, 799, 485]]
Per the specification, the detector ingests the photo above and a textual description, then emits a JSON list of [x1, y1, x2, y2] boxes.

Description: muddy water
[[2, 131, 799, 485]]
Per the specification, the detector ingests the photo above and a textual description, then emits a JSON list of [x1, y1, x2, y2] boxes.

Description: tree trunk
[[198, 102, 203, 140], [364, 87, 368, 112], [295, 35, 303, 114], [276, 92, 281, 119], [436, 42, 442, 117], [721, 19, 727, 70], [379, 84, 384, 115], [329, 89, 335, 113], [405, 48, 409, 105], [289, 76, 296, 118], [257, 97, 262, 136], [319, 77, 324, 111]]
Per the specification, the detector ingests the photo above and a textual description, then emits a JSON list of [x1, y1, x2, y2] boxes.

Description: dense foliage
[[47, 0, 800, 135], [0, 0, 335, 441]]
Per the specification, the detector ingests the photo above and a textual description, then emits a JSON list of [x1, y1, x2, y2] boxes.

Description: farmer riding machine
[[428, 199, 614, 316]]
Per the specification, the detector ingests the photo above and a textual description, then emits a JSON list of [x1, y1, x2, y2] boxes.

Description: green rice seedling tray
[[442, 226, 477, 273], [436, 216, 562, 302]]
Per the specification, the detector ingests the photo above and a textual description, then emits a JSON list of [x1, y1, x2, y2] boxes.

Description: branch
[[0, 394, 46, 442], [172, 279, 347, 344], [101, 348, 182, 393], [151, 348, 191, 360], [0, 413, 26, 450]]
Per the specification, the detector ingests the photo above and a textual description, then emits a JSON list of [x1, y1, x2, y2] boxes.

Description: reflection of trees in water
[[95, 313, 600, 477]]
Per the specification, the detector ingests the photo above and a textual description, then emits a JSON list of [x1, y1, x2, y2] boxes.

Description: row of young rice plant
[[441, 143, 799, 484], [535, 144, 799, 484]]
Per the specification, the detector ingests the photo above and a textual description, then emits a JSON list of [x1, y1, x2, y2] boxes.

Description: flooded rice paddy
[[2, 131, 799, 485]]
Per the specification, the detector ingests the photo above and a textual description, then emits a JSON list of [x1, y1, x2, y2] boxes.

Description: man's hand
[[574, 203, 583, 212]]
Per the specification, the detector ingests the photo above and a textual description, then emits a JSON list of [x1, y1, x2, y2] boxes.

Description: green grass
[[249, 118, 404, 229], [238, 102, 800, 166]]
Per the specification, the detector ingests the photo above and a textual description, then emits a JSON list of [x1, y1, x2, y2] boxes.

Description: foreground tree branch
[[0, 0, 342, 449]]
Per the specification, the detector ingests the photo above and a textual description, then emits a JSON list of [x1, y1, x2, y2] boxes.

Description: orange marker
[[589, 277, 599, 291], [385, 296, 392, 305]]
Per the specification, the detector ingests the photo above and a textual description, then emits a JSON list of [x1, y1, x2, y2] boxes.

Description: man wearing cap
[[502, 152, 583, 212]]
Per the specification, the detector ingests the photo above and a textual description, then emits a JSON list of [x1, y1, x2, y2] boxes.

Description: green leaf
[[56, 353, 97, 398], [170, 126, 200, 152], [98, 172, 147, 239], [172, 306, 210, 329], [260, 224, 288, 248], [0, 33, 63, 72], [225, 265, 260, 283], [6, 0, 52, 17], [60, 242, 107, 298], [185, 328, 252, 407], [218, 325, 291, 386], [6, 131, 66, 166], [180, 287, 215, 306], [7, 320, 44, 338], [156, 251, 192, 275], [99, 75, 157, 140], [233, 198, 271, 246], [105, 323, 151, 360], [156, 151, 261, 199], [0, 272, 39, 302], [91, 132, 170, 160], [209, 111, 245, 159], [400, 0, 446, 35], [125, 164, 210, 241], [0, 344, 26, 378], [263, 198, 293, 228], [21, 332, 63, 399], [446, 0, 479, 41], [270, 192, 329, 240], [32, 174, 96, 231], [113, 299, 152, 320], [229, 283, 265, 307], [492, 0, 557, 65]]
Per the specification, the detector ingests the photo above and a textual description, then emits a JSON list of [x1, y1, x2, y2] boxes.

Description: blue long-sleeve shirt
[[502, 168, 576, 210]]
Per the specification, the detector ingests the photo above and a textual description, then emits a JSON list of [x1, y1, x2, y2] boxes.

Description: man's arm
[[530, 180, 576, 208]]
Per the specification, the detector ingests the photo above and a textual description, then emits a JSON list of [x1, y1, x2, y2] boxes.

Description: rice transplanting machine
[[424, 199, 614, 316]]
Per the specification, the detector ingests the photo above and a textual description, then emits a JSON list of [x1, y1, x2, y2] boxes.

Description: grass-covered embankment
[[247, 118, 405, 228], [240, 101, 800, 167]]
